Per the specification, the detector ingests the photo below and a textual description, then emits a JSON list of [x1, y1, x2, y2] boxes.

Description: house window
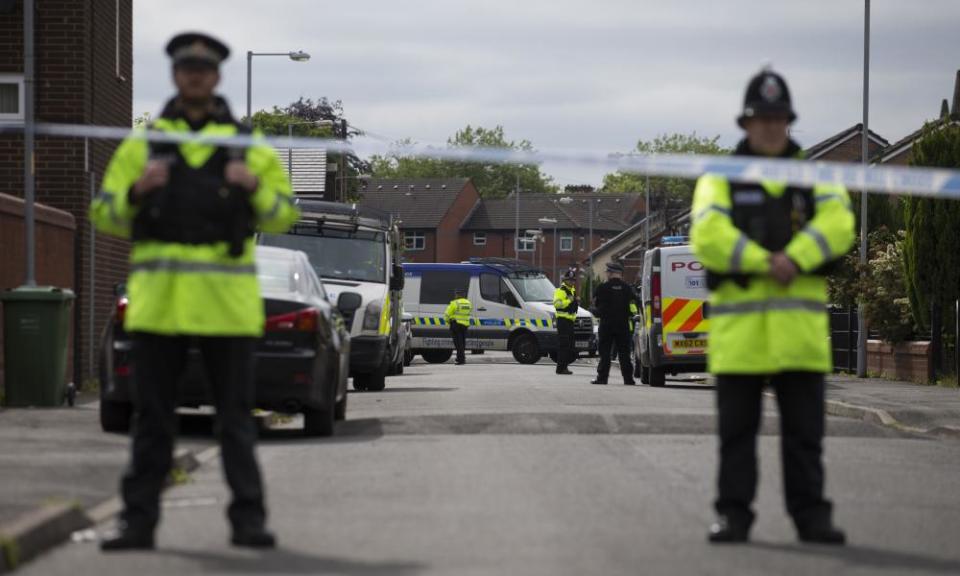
[[559, 232, 573, 252], [579, 236, 586, 251], [404, 231, 425, 251], [0, 75, 24, 123], [473, 232, 487, 246], [516, 233, 536, 252]]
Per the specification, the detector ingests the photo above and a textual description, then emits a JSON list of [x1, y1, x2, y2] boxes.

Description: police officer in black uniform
[[591, 262, 637, 385]]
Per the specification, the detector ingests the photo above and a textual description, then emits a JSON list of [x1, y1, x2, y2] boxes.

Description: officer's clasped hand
[[225, 160, 259, 193], [131, 160, 170, 202], [768, 251, 799, 286]]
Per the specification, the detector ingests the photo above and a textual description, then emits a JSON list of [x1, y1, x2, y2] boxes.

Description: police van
[[259, 200, 406, 391], [635, 237, 708, 386], [403, 259, 597, 364]]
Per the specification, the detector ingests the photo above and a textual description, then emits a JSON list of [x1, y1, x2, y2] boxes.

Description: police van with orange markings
[[634, 237, 708, 386]]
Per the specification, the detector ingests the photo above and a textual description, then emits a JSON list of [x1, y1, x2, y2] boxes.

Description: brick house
[[0, 0, 132, 387], [805, 124, 889, 162], [356, 178, 481, 263], [461, 192, 645, 283]]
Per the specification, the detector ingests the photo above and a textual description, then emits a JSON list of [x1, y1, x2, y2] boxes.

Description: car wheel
[[364, 355, 389, 392], [100, 400, 133, 433], [649, 366, 666, 387], [303, 406, 335, 437], [353, 375, 369, 391], [511, 333, 540, 365], [421, 349, 453, 364]]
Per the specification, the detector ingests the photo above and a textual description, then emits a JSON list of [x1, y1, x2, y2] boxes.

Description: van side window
[[421, 270, 471, 305], [480, 274, 501, 302]]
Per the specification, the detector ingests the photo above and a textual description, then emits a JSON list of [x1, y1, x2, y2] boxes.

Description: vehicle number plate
[[575, 341, 590, 349]]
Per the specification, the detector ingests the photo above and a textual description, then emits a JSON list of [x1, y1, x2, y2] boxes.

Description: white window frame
[[404, 231, 425, 252], [516, 234, 536, 252], [473, 232, 487, 246], [559, 232, 573, 252], [0, 74, 25, 123]]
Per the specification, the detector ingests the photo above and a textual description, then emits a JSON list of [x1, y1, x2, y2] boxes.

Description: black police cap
[[606, 262, 624, 273], [737, 69, 797, 128], [166, 32, 230, 68]]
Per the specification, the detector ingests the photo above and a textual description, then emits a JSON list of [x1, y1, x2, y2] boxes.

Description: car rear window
[[257, 257, 296, 293]]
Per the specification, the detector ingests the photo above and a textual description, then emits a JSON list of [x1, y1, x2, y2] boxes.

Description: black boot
[[707, 515, 751, 544], [590, 379, 607, 385], [100, 524, 155, 552], [556, 368, 573, 375], [231, 525, 277, 548], [797, 521, 846, 545]]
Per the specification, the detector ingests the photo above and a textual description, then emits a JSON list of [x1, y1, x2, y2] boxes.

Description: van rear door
[[660, 249, 709, 358]]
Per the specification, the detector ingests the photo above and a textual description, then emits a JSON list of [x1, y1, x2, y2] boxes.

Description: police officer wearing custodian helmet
[[90, 32, 299, 550], [690, 68, 854, 544], [591, 261, 638, 385]]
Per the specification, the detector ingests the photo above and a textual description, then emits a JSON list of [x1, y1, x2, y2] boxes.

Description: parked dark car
[[98, 246, 351, 437]]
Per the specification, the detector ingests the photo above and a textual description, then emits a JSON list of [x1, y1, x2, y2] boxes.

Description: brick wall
[[0, 0, 132, 386], [0, 193, 76, 393], [435, 181, 479, 262]]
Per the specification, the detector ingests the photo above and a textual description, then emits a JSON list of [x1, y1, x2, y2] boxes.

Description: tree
[[369, 125, 557, 198], [250, 97, 369, 198], [601, 133, 729, 206], [902, 123, 960, 336]]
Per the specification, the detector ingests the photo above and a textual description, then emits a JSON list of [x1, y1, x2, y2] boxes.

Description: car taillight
[[652, 272, 661, 317], [116, 297, 128, 325], [265, 308, 319, 332]]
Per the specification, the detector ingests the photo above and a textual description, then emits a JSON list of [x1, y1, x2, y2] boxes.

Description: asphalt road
[[20, 354, 960, 575]]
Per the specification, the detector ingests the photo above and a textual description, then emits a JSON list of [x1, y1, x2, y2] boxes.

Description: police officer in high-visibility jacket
[[691, 69, 854, 545], [90, 33, 298, 551], [552, 270, 579, 375], [591, 261, 638, 385], [445, 288, 472, 365]]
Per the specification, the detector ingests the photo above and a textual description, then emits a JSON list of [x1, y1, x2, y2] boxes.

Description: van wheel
[[421, 349, 453, 364], [366, 355, 388, 391], [649, 366, 666, 387], [334, 393, 347, 421], [303, 406, 335, 437], [511, 334, 540, 364]]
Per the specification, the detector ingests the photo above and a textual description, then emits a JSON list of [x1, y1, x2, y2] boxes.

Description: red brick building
[[0, 0, 132, 387]]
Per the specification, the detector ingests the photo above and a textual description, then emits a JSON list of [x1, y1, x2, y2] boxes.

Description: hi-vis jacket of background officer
[[90, 97, 299, 337], [690, 139, 855, 374], [553, 284, 578, 321], [444, 297, 473, 327]]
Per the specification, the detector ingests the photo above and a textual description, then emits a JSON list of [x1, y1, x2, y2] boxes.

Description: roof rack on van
[[463, 257, 543, 275], [293, 198, 394, 231]]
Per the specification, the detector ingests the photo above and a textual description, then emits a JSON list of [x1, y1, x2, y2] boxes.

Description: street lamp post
[[245, 49, 311, 127], [857, 0, 871, 377], [539, 217, 558, 283]]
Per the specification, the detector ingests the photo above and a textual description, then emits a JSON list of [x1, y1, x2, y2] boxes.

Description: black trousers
[[715, 372, 832, 528], [596, 322, 634, 383], [450, 322, 467, 363], [555, 317, 575, 372], [121, 333, 266, 533]]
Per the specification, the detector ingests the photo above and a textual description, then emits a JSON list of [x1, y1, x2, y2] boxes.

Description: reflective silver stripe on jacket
[[803, 226, 833, 261], [814, 192, 850, 207], [130, 260, 257, 275], [710, 299, 827, 316], [729, 235, 748, 273], [694, 204, 732, 222]]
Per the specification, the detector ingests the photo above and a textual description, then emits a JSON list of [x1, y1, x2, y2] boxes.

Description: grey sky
[[133, 1, 960, 187]]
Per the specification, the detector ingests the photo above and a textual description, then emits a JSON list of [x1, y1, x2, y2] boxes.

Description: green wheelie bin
[[1, 286, 75, 407]]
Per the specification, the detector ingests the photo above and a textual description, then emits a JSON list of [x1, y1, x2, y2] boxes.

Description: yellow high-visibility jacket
[[690, 145, 855, 374], [444, 298, 473, 327], [553, 284, 577, 321], [90, 97, 299, 337]]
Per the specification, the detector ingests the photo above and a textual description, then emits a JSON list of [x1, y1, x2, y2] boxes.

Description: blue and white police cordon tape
[[5, 121, 960, 200]]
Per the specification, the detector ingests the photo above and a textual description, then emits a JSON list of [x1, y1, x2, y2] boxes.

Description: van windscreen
[[508, 273, 555, 303], [260, 227, 386, 284]]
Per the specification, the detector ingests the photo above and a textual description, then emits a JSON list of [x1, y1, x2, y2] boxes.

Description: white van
[[403, 259, 597, 364], [259, 200, 406, 391], [635, 238, 708, 386]]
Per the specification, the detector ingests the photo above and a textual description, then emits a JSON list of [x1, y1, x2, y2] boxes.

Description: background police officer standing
[[445, 288, 472, 365], [591, 262, 637, 385], [552, 270, 579, 375], [90, 32, 299, 550], [690, 69, 854, 545]]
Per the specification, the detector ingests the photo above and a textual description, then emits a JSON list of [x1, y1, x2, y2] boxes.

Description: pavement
[[0, 354, 958, 574]]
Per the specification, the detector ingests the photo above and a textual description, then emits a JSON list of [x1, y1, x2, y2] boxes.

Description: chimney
[[941, 99, 950, 119]]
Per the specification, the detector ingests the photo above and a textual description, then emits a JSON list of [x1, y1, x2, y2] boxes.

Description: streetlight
[[857, 0, 871, 378], [525, 229, 544, 269], [559, 196, 600, 280], [245, 50, 311, 127], [539, 217, 558, 283]]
